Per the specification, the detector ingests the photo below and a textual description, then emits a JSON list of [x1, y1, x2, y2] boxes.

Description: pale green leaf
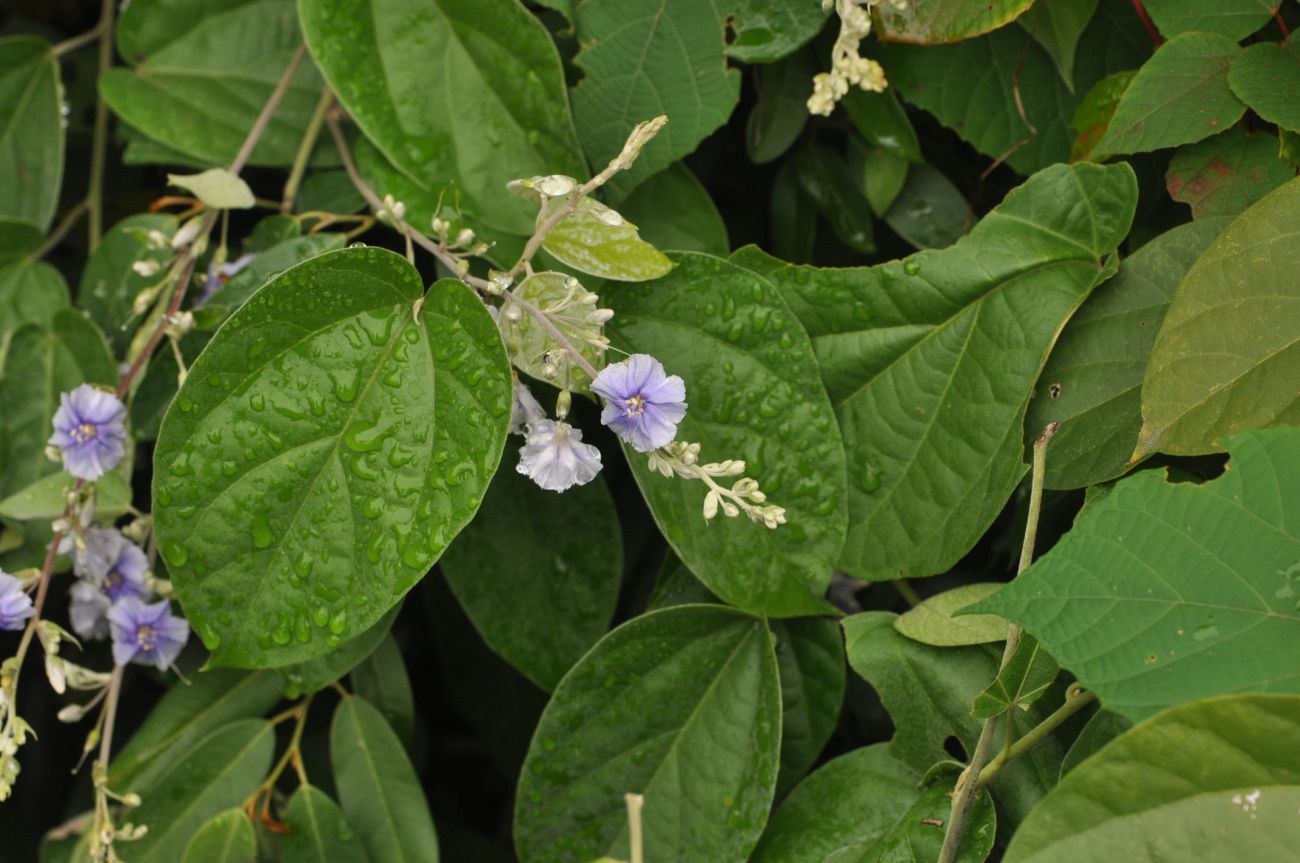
[[153, 248, 512, 668], [181, 808, 256, 863], [1228, 40, 1300, 133], [0, 36, 63, 231], [1143, 0, 1276, 41], [1005, 694, 1300, 862], [0, 470, 131, 522], [1136, 178, 1300, 457], [894, 583, 1008, 646], [281, 785, 368, 863], [498, 271, 605, 392], [971, 634, 1059, 718], [169, 168, 256, 210], [876, 0, 1034, 43], [543, 201, 674, 282], [977, 428, 1300, 722], [862, 147, 909, 217], [515, 606, 781, 863], [1069, 70, 1135, 161]]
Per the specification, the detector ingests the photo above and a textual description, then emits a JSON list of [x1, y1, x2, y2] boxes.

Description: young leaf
[[1093, 32, 1244, 159], [515, 605, 781, 863], [168, 169, 256, 210], [99, 0, 334, 167], [331, 696, 440, 863], [153, 247, 511, 668], [1029, 218, 1228, 489], [970, 634, 1059, 718], [1228, 41, 1300, 133], [499, 271, 605, 391], [1004, 694, 1300, 862], [861, 147, 909, 216], [441, 466, 622, 691], [0, 471, 131, 522], [770, 617, 845, 796], [181, 808, 257, 863], [349, 633, 415, 747], [78, 213, 178, 355], [300, 0, 584, 237], [1069, 70, 1135, 161], [1136, 178, 1300, 457], [736, 161, 1137, 583], [1142, 0, 1275, 41], [974, 427, 1300, 723], [751, 745, 995, 863], [1166, 127, 1294, 219], [542, 201, 675, 282], [0, 261, 69, 367], [125, 719, 276, 862], [876, 0, 1033, 44], [606, 252, 848, 617], [894, 583, 1008, 647], [0, 36, 64, 231], [842, 89, 923, 164], [280, 785, 368, 863]]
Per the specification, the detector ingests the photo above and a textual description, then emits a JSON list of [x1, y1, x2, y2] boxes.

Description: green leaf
[[1004, 694, 1300, 863], [120, 121, 214, 169], [281, 786, 368, 863], [0, 470, 131, 522], [1229, 40, 1300, 133], [499, 271, 606, 392], [209, 232, 347, 310], [771, 617, 845, 797], [78, 213, 178, 356], [300, 0, 584, 237], [116, 0, 261, 61], [894, 583, 1008, 647], [725, 1, 829, 63], [1016, 0, 1098, 90], [1059, 709, 1130, 778], [881, 162, 969, 250], [542, 201, 675, 282], [0, 261, 69, 366], [795, 142, 875, 254], [1135, 178, 1300, 457], [746, 51, 814, 165], [971, 635, 1059, 718], [0, 218, 42, 267], [1142, 0, 1276, 41], [768, 161, 818, 264], [1166, 127, 1294, 219], [842, 89, 923, 164], [442, 466, 621, 691], [1094, 32, 1244, 158], [751, 745, 996, 863], [1029, 218, 1228, 489], [515, 605, 781, 863], [100, 0, 334, 167], [570, 0, 740, 200], [0, 312, 118, 497], [126, 720, 276, 863], [168, 169, 256, 210], [737, 162, 1137, 582], [0, 36, 63, 231], [278, 603, 399, 698], [153, 247, 511, 668], [974, 428, 1300, 723], [331, 696, 440, 863], [181, 808, 257, 863], [111, 669, 284, 793], [1069, 70, 1135, 161], [349, 633, 414, 746], [862, 147, 909, 217], [618, 163, 729, 256], [606, 252, 848, 616], [876, 0, 1034, 44]]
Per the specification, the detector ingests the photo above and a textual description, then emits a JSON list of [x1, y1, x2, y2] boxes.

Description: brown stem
[[1130, 0, 1163, 45]]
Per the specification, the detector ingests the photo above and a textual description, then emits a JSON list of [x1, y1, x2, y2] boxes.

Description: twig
[[938, 422, 1059, 863], [31, 200, 90, 261], [229, 43, 306, 175], [281, 86, 335, 213], [978, 686, 1095, 787], [51, 26, 102, 58], [87, 0, 115, 246]]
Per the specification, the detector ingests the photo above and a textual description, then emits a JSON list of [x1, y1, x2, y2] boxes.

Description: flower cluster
[[47, 385, 128, 482], [648, 442, 787, 529], [807, 0, 908, 116]]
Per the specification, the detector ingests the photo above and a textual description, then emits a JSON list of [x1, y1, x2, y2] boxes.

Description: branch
[[87, 0, 115, 246]]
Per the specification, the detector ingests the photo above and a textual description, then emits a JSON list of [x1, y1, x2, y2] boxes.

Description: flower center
[[624, 394, 646, 417], [72, 422, 98, 444], [136, 624, 157, 652]]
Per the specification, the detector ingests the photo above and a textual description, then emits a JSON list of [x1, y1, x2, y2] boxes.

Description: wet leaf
[[543, 200, 674, 282]]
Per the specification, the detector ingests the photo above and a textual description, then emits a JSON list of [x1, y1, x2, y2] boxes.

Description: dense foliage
[[1, 0, 1298, 861]]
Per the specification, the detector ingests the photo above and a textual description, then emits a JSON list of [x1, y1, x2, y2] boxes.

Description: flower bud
[[454, 228, 475, 247], [132, 259, 161, 278]]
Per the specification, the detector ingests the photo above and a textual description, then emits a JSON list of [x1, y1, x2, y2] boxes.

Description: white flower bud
[[57, 704, 86, 723], [171, 216, 203, 249], [703, 490, 720, 521], [132, 259, 161, 277], [586, 308, 614, 325], [454, 227, 475, 247]]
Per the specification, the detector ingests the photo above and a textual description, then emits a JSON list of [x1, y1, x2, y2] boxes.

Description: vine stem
[[230, 43, 306, 175], [95, 665, 125, 775], [281, 84, 334, 213], [938, 421, 1059, 863], [87, 0, 115, 246], [31, 200, 89, 261], [977, 686, 1095, 787]]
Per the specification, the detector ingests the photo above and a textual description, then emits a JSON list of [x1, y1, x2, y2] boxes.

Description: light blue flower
[[0, 571, 35, 631], [48, 385, 128, 482], [108, 598, 190, 671], [516, 420, 602, 492], [591, 354, 686, 452]]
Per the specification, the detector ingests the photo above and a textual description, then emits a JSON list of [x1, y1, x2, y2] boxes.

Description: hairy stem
[[938, 421, 1059, 863]]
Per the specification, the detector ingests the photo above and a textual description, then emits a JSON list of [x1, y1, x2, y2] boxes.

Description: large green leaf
[[1142, 0, 1275, 41], [725, 1, 828, 63], [111, 669, 284, 793], [1004, 694, 1300, 862], [751, 745, 995, 863], [570, 0, 740, 200], [0, 261, 69, 365], [1094, 32, 1244, 158], [1135, 178, 1300, 457], [116, 0, 261, 61], [770, 617, 845, 796], [0, 37, 63, 231], [736, 162, 1136, 582], [1029, 218, 1228, 489], [606, 252, 847, 616], [876, 0, 1033, 44], [0, 312, 118, 497], [1016, 0, 1098, 90], [100, 0, 334, 167], [1228, 41, 1300, 133], [300, 0, 584, 237], [1165, 127, 1294, 219], [209, 232, 347, 310], [78, 213, 177, 355], [181, 809, 257, 863], [975, 428, 1300, 723], [515, 605, 781, 863], [281, 785, 368, 863], [331, 696, 440, 863], [153, 247, 511, 667], [442, 466, 621, 691], [126, 720, 276, 863]]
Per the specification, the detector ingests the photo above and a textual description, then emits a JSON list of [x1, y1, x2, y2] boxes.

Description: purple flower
[[108, 598, 190, 671], [516, 420, 602, 492], [509, 380, 546, 436], [69, 579, 110, 641], [100, 532, 149, 603], [48, 385, 128, 481], [591, 354, 687, 452], [0, 571, 35, 631]]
